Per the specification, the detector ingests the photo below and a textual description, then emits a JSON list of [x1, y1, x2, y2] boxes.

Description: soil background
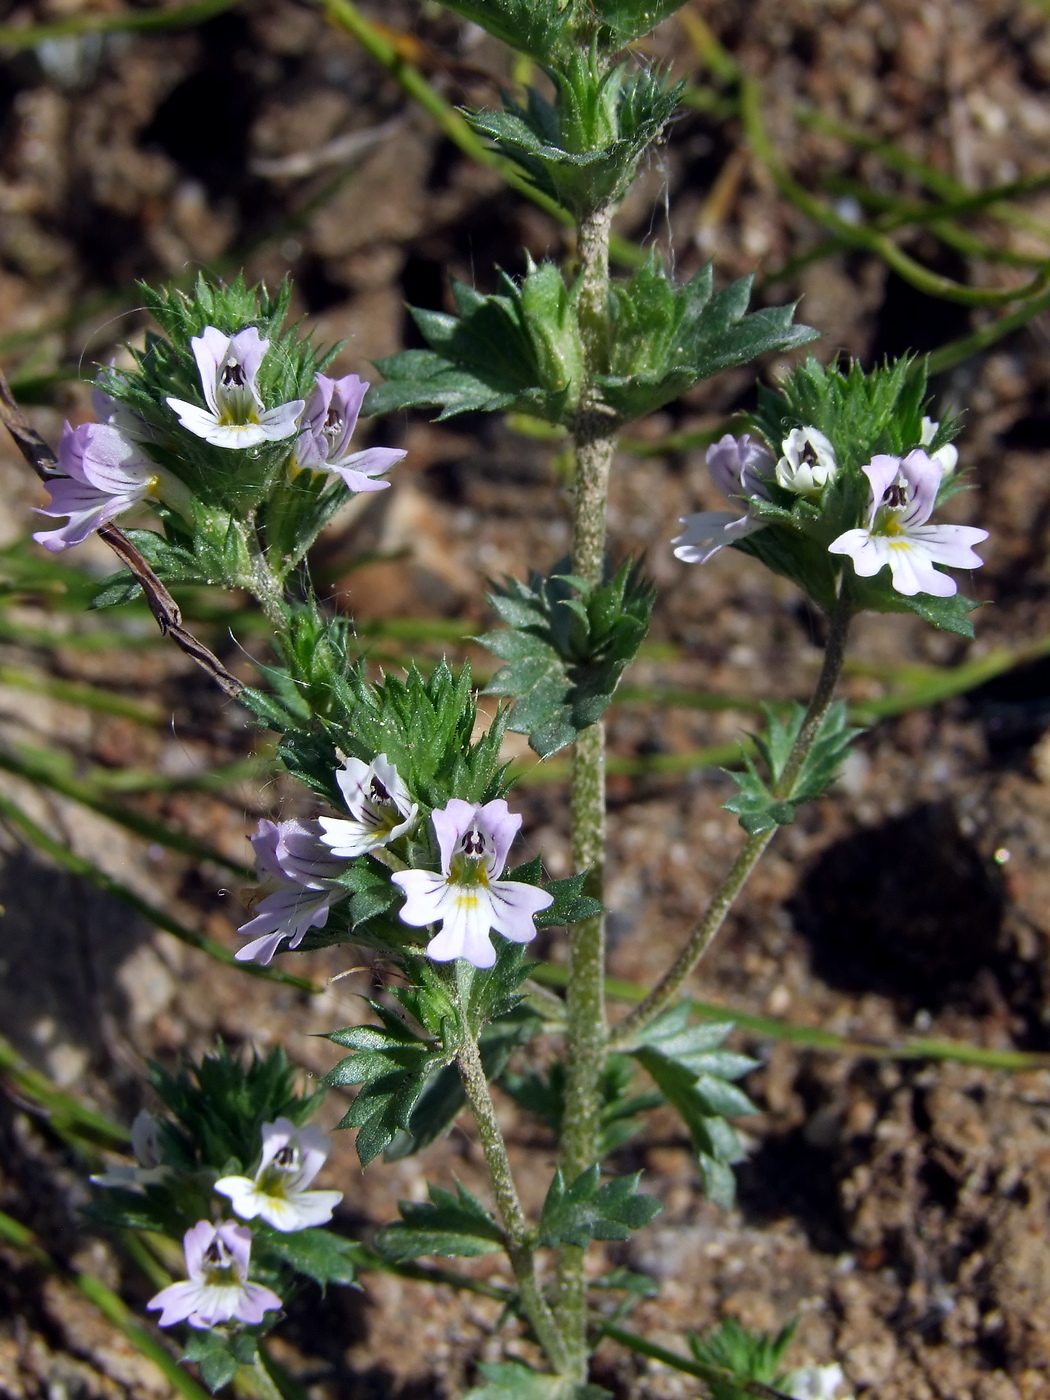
[[3, 2, 1050, 1398]]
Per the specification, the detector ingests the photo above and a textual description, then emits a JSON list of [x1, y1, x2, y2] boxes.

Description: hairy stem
[[556, 199, 618, 1380], [610, 596, 852, 1047], [456, 1035, 570, 1374]]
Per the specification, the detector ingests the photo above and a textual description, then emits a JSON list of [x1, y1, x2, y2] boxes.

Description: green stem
[[556, 199, 618, 1382], [610, 597, 851, 1048], [455, 1033, 570, 1374]]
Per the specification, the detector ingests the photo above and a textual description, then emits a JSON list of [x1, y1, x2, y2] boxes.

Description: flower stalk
[[454, 1031, 571, 1375], [610, 593, 853, 1048]]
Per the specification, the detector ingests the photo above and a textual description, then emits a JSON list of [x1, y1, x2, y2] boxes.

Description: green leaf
[[722, 701, 861, 835], [366, 260, 581, 425], [538, 1165, 661, 1248], [502, 1053, 661, 1158], [376, 1181, 505, 1261], [688, 1319, 798, 1400], [591, 0, 688, 44], [464, 1362, 611, 1400], [480, 560, 655, 757], [435, 0, 572, 63], [254, 1226, 358, 1287], [630, 1007, 758, 1209], [323, 1011, 447, 1166], [183, 1331, 247, 1393]]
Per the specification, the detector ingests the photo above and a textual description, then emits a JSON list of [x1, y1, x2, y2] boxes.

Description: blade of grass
[[0, 1208, 212, 1400], [0, 788, 320, 995], [0, 1031, 128, 1150], [0, 0, 239, 48], [531, 964, 1050, 1071], [743, 77, 1050, 307], [0, 743, 254, 878]]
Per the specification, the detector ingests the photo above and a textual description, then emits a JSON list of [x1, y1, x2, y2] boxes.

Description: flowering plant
[[0, 1, 992, 1396]]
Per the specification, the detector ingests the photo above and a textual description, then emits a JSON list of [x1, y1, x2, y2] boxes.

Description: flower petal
[[431, 799, 478, 875], [487, 878, 553, 943], [256, 400, 306, 441], [182, 1219, 218, 1280], [147, 1280, 204, 1327], [476, 798, 521, 878], [391, 870, 449, 926], [190, 327, 230, 417], [235, 1283, 283, 1325], [908, 523, 988, 569]]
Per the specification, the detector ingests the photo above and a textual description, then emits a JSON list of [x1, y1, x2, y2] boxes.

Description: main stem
[[610, 594, 852, 1047], [557, 201, 617, 1379], [456, 1035, 571, 1374]]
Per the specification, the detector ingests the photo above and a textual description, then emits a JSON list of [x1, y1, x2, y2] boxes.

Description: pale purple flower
[[216, 1117, 342, 1232], [318, 753, 417, 858], [392, 798, 553, 969], [775, 425, 838, 494], [235, 818, 346, 966], [828, 450, 987, 597], [293, 372, 405, 492], [166, 326, 304, 449], [33, 421, 176, 553], [147, 1220, 281, 1330], [91, 1110, 168, 1190], [672, 433, 774, 566]]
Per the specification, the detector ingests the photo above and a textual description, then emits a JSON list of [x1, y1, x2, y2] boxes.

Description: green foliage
[[597, 262, 818, 423], [183, 1329, 260, 1394], [688, 1319, 797, 1400], [323, 1004, 449, 1167], [480, 560, 654, 758], [502, 1052, 661, 1156], [272, 659, 511, 813], [470, 60, 682, 215], [366, 261, 582, 423], [376, 1181, 505, 1260], [367, 260, 815, 434], [464, 1361, 610, 1400], [723, 701, 861, 835], [253, 1226, 359, 1288], [149, 1042, 322, 1175], [537, 1165, 660, 1247], [385, 1005, 541, 1161], [739, 356, 978, 634], [629, 1005, 758, 1209], [435, 0, 574, 63]]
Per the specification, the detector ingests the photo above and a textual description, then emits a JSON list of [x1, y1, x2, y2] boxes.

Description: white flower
[[235, 818, 347, 966], [91, 1111, 169, 1190], [147, 1220, 282, 1329], [672, 433, 774, 565], [318, 753, 417, 858], [391, 798, 554, 969], [919, 415, 959, 475], [776, 426, 838, 494], [828, 449, 987, 597], [166, 326, 304, 449], [782, 1363, 853, 1400], [215, 1117, 342, 1232]]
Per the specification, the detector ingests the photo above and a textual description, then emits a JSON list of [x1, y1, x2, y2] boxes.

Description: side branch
[[610, 597, 852, 1046], [0, 371, 244, 701]]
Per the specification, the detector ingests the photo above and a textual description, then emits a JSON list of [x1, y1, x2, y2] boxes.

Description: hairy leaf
[[538, 1165, 661, 1248], [464, 1362, 611, 1400], [254, 1226, 359, 1288], [376, 1182, 504, 1261]]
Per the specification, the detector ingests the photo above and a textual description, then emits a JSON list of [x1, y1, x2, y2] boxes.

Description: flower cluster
[[236, 756, 552, 971], [675, 421, 986, 600], [138, 1115, 343, 1331], [34, 325, 406, 552]]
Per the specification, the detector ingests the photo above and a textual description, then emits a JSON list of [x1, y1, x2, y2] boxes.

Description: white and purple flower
[[147, 1220, 282, 1330], [235, 818, 346, 966], [672, 432, 774, 566], [392, 798, 553, 969], [828, 449, 987, 597], [166, 326, 304, 449], [318, 753, 417, 858], [920, 415, 959, 475], [33, 421, 183, 553], [215, 1117, 342, 1232], [775, 425, 838, 495], [293, 373, 405, 492], [91, 1110, 169, 1191]]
